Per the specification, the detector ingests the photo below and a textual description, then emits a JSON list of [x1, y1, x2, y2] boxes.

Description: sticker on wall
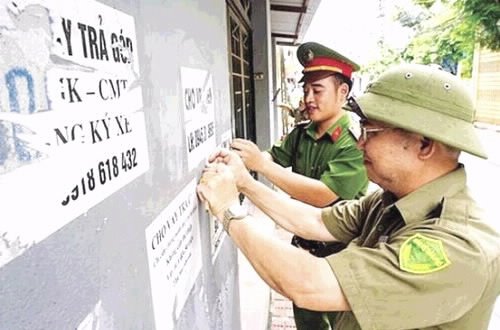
[[181, 67, 216, 170], [145, 179, 202, 330], [0, 0, 149, 268]]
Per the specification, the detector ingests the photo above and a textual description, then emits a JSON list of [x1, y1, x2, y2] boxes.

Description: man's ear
[[339, 83, 349, 96], [421, 137, 431, 150], [418, 137, 434, 159]]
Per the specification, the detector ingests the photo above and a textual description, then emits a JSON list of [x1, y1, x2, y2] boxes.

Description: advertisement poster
[[0, 0, 149, 268], [181, 67, 216, 170], [145, 179, 202, 330]]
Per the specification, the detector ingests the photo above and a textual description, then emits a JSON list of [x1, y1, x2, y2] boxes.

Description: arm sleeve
[[326, 227, 488, 330], [321, 192, 378, 243], [319, 144, 368, 200], [267, 127, 300, 168]]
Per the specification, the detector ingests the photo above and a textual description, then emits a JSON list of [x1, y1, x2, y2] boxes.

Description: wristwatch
[[222, 203, 248, 234]]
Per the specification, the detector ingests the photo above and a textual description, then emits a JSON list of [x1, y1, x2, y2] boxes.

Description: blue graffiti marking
[[6, 68, 36, 114], [3, 67, 36, 162], [0, 123, 9, 165]]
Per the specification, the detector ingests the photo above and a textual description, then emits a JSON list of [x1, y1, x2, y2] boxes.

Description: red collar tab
[[303, 57, 353, 79], [331, 126, 342, 142]]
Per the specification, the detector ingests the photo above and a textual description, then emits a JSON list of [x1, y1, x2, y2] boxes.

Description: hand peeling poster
[[210, 130, 232, 262], [0, 0, 149, 268], [145, 179, 202, 330], [181, 67, 216, 170]]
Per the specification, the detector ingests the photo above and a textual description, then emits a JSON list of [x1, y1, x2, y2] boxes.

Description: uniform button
[[377, 225, 384, 232], [314, 142, 317, 146]]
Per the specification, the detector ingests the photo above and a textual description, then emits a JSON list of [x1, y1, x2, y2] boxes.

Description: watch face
[[222, 203, 248, 233]]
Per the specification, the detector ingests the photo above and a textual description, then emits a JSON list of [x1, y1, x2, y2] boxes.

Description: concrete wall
[[0, 0, 245, 329]]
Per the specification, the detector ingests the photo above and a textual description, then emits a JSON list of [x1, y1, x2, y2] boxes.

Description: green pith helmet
[[349, 64, 487, 159]]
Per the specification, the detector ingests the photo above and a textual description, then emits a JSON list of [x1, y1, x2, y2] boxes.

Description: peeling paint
[[76, 300, 114, 330], [0, 3, 52, 111], [0, 3, 53, 171], [214, 266, 236, 329], [0, 231, 33, 267]]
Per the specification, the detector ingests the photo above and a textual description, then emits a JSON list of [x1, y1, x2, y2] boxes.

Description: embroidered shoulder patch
[[331, 126, 342, 142], [399, 234, 451, 274]]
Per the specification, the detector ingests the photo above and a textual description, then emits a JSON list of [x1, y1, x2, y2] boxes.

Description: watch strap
[[222, 203, 248, 234]]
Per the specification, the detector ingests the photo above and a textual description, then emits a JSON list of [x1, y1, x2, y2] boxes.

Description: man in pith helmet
[[198, 63, 500, 329]]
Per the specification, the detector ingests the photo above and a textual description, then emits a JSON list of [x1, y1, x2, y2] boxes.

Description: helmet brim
[[356, 92, 488, 159]]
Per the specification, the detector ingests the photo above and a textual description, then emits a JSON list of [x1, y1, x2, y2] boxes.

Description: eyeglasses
[[359, 127, 392, 141]]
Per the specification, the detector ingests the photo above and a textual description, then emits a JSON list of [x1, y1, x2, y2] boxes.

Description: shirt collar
[[304, 113, 351, 141], [392, 164, 467, 224]]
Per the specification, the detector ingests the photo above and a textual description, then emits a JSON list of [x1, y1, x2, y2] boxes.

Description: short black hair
[[331, 72, 353, 92]]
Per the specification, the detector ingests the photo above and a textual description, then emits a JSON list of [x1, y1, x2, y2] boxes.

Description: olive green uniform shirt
[[269, 114, 368, 199], [322, 166, 500, 329]]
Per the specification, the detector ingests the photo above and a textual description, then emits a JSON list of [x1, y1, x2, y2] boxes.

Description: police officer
[[230, 41, 368, 330], [198, 64, 500, 329], [231, 42, 367, 209]]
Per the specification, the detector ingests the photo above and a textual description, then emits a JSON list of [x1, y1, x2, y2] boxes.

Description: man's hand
[[231, 139, 267, 172], [208, 148, 254, 190], [197, 163, 240, 220]]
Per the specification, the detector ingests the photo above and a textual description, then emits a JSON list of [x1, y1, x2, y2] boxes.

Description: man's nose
[[304, 90, 313, 103]]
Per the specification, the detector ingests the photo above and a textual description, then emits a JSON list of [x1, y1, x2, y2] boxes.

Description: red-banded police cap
[[297, 42, 360, 83]]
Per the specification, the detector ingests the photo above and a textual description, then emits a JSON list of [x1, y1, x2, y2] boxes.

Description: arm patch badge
[[399, 234, 451, 274]]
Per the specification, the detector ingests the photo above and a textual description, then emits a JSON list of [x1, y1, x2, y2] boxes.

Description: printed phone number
[[61, 148, 138, 206]]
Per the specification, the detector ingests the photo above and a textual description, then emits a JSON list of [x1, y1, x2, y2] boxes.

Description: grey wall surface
[[0, 0, 242, 329]]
